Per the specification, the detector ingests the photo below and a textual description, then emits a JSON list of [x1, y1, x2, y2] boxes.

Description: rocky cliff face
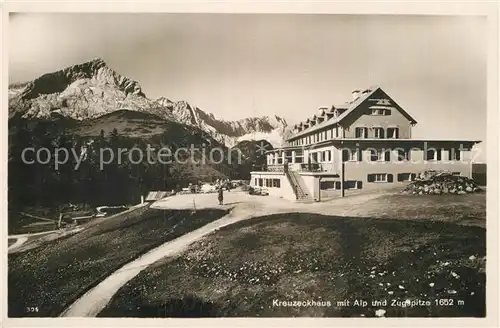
[[9, 58, 289, 147]]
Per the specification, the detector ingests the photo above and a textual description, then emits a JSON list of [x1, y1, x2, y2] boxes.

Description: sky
[[9, 13, 487, 161]]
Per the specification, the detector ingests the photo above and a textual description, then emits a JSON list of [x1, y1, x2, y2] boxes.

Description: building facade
[[250, 86, 480, 201]]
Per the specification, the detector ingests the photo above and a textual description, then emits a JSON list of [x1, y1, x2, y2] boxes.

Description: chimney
[[352, 89, 361, 100]]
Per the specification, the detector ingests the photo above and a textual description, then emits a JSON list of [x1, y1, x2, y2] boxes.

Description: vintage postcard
[[2, 1, 498, 327]]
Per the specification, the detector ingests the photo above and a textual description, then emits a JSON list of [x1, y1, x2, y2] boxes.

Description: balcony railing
[[266, 165, 284, 172], [297, 163, 324, 172], [263, 163, 326, 173]]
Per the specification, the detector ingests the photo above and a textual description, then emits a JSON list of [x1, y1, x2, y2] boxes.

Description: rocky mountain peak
[[15, 57, 145, 102], [9, 58, 291, 146]]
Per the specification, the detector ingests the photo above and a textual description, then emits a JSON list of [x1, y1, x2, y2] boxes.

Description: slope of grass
[[8, 208, 229, 317], [348, 193, 486, 228], [100, 195, 486, 318]]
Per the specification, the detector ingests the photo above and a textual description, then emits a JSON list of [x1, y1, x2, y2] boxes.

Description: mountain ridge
[[9, 58, 290, 147]]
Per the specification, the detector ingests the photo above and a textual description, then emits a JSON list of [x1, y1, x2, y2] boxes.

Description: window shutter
[[387, 174, 394, 183], [367, 174, 375, 182]]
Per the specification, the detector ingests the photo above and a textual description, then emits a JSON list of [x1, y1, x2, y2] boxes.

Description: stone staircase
[[286, 170, 313, 201]]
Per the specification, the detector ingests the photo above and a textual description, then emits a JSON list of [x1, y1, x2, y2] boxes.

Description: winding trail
[[59, 191, 391, 317], [60, 203, 265, 317], [8, 229, 62, 253], [8, 237, 28, 251]]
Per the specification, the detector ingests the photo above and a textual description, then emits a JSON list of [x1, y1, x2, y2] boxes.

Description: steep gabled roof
[[288, 86, 418, 140]]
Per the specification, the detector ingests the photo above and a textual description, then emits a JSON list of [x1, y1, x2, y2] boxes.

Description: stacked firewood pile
[[402, 170, 482, 195]]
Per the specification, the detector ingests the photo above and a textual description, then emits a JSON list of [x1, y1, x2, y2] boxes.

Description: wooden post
[[318, 176, 322, 202], [58, 213, 63, 229], [338, 147, 345, 198], [341, 162, 345, 198]]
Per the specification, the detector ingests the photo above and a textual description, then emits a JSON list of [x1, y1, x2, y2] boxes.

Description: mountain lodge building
[[249, 86, 481, 201]]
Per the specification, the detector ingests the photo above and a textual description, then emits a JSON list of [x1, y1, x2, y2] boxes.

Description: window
[[258, 178, 263, 187], [335, 127, 339, 138], [449, 149, 461, 161], [342, 149, 360, 162], [345, 180, 360, 189], [387, 127, 399, 139], [371, 108, 390, 115], [348, 149, 361, 161], [324, 150, 331, 162], [452, 172, 461, 176], [272, 179, 281, 188], [254, 178, 257, 185], [397, 173, 415, 182], [368, 173, 394, 183], [320, 181, 336, 190], [396, 149, 411, 161], [324, 131, 328, 140], [374, 127, 385, 139], [370, 149, 390, 162], [425, 149, 441, 161], [355, 127, 368, 138]]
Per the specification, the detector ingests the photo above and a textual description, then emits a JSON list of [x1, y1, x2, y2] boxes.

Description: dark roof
[[288, 86, 418, 140]]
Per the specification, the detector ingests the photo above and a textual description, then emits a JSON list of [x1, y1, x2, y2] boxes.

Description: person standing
[[218, 186, 224, 205]]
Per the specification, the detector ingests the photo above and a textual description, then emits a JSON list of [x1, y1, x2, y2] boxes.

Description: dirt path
[[8, 228, 85, 254], [8, 237, 28, 251], [60, 191, 391, 317], [8, 229, 63, 253]]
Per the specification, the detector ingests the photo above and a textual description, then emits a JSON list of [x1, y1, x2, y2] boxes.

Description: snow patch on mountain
[[9, 58, 290, 147]]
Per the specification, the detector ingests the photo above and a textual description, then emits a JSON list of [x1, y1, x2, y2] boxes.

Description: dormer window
[[371, 108, 390, 115], [337, 109, 347, 116]]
